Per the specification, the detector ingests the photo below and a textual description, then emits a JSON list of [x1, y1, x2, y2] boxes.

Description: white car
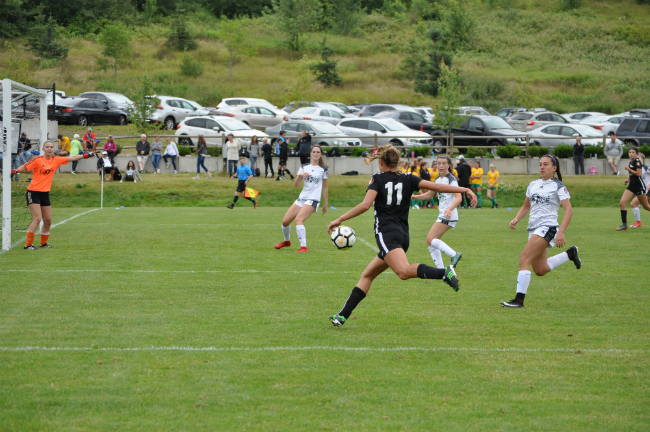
[[530, 124, 606, 147], [217, 97, 277, 111], [578, 115, 629, 136], [288, 106, 348, 125], [336, 117, 433, 147], [175, 115, 267, 147], [148, 95, 211, 129], [561, 112, 606, 123], [457, 106, 490, 116], [221, 105, 288, 130], [324, 102, 359, 115], [412, 106, 435, 121]]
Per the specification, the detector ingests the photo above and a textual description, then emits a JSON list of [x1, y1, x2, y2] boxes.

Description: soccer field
[[1, 204, 649, 431]]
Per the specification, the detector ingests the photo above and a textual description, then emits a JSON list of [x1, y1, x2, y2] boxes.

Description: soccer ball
[[331, 226, 356, 250]]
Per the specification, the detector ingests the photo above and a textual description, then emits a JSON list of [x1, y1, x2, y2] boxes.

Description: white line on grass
[[0, 269, 364, 275], [356, 235, 379, 253], [0, 346, 645, 354]]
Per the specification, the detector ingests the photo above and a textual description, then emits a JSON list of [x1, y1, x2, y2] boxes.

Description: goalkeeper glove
[[83, 152, 95, 159], [11, 169, 19, 176]]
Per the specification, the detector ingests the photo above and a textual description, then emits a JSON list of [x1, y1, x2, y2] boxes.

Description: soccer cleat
[[24, 244, 38, 250], [616, 224, 628, 231], [500, 299, 524, 308], [295, 247, 309, 253], [496, 203, 500, 209], [254, 200, 258, 209], [289, 175, 294, 180], [442, 265, 459, 292], [274, 241, 291, 249], [631, 221, 642, 228], [329, 314, 346, 326], [226, 204, 234, 209], [566, 246, 581, 270], [450, 252, 463, 267], [274, 177, 281, 181], [40, 243, 54, 248]]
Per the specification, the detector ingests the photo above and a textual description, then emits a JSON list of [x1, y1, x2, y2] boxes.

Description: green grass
[[1, 176, 649, 430]]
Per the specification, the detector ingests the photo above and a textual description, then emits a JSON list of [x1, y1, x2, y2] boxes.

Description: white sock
[[430, 238, 456, 257], [428, 246, 444, 269], [516, 270, 532, 294], [547, 252, 569, 272], [282, 225, 291, 241], [296, 225, 306, 247], [633, 207, 641, 222]]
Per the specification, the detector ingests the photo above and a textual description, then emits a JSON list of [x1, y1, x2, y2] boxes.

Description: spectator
[[97, 151, 116, 181], [103, 135, 118, 160], [151, 135, 163, 174], [261, 137, 274, 178], [120, 160, 141, 183], [297, 130, 312, 165], [11, 134, 21, 181], [455, 155, 472, 209], [275, 137, 294, 181], [57, 134, 71, 156], [276, 130, 288, 156], [226, 133, 241, 176], [136, 134, 150, 173], [249, 135, 260, 175], [162, 138, 178, 173], [605, 134, 623, 175], [193, 134, 212, 180], [83, 128, 96, 151], [18, 132, 32, 165], [69, 134, 84, 174], [573, 137, 585, 175]]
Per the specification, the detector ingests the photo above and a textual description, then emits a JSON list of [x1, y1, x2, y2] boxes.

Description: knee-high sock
[[477, 193, 482, 207], [491, 197, 497, 207], [282, 225, 291, 241], [516, 270, 532, 294], [633, 207, 641, 222], [338, 287, 366, 319], [416, 264, 445, 280], [547, 252, 569, 271], [296, 224, 306, 247], [232, 195, 239, 206], [428, 246, 444, 268], [621, 210, 627, 224], [40, 232, 49, 246], [25, 231, 35, 247], [430, 238, 456, 258]]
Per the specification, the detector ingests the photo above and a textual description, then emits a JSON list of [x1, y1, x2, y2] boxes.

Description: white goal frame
[[2, 78, 49, 250]]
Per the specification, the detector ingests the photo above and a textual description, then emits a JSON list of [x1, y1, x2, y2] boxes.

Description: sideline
[[0, 269, 365, 275]]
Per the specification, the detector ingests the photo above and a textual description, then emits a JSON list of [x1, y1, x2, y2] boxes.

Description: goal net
[[1, 79, 49, 250]]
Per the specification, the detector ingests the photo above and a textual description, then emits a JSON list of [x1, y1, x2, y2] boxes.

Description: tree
[[179, 53, 204, 78], [433, 62, 465, 132], [327, 0, 363, 36], [413, 27, 453, 97], [167, 14, 197, 51], [272, 0, 322, 51], [143, 0, 158, 20], [438, 0, 476, 52], [309, 38, 342, 87], [214, 17, 258, 82], [26, 16, 69, 60], [4, 41, 33, 84], [128, 74, 160, 133], [97, 23, 132, 77]]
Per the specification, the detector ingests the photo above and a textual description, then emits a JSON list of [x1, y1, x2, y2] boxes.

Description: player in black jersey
[[326, 145, 477, 326], [617, 147, 650, 231]]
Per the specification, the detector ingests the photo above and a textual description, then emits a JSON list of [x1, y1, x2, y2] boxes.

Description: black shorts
[[101, 167, 114, 174], [375, 229, 409, 260], [236, 180, 247, 193], [279, 157, 287, 166], [26, 190, 51, 207], [627, 180, 646, 196]]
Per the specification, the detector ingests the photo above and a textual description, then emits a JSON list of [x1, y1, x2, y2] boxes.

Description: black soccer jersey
[[367, 171, 423, 234], [628, 158, 643, 185]]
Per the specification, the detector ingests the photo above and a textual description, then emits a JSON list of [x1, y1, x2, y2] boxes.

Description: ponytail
[[365, 144, 400, 169], [541, 154, 562, 182]]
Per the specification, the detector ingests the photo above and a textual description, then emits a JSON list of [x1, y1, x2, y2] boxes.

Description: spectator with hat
[[97, 151, 117, 181]]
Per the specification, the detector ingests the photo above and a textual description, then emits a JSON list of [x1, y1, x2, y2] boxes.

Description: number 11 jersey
[[367, 171, 423, 234]]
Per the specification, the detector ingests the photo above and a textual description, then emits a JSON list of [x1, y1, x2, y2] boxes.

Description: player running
[[500, 155, 581, 308], [326, 145, 476, 326], [630, 153, 649, 228], [11, 140, 93, 249], [274, 146, 328, 253], [618, 148, 650, 230], [411, 155, 464, 269]]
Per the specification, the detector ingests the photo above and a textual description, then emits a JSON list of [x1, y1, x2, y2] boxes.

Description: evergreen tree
[[310, 38, 342, 87], [167, 14, 198, 51], [26, 17, 69, 60], [413, 27, 452, 97]]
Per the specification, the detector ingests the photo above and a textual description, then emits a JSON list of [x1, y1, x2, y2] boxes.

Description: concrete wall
[[20, 120, 58, 148]]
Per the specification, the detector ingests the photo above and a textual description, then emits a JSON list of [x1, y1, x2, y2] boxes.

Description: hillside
[[1, 0, 650, 114]]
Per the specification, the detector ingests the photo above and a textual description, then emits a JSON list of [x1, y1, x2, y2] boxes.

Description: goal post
[[2, 78, 49, 251]]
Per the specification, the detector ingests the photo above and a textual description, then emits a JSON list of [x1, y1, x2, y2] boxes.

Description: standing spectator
[[226, 133, 241, 176], [11, 134, 22, 181], [455, 155, 472, 209], [297, 130, 312, 165], [120, 160, 141, 183], [163, 138, 178, 173], [151, 135, 163, 174], [19, 132, 32, 165], [69, 134, 84, 174], [276, 130, 288, 156], [275, 137, 294, 181], [249, 135, 260, 175], [103, 135, 118, 160], [83, 128, 97, 151], [193, 134, 212, 180], [97, 151, 116, 181], [605, 135, 623, 175], [261, 137, 274, 178], [573, 137, 585, 175], [56, 134, 71, 156], [136, 134, 150, 173]]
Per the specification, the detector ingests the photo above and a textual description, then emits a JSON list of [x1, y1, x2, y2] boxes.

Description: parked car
[[175, 115, 267, 147], [148, 95, 211, 130], [430, 115, 526, 152], [616, 118, 650, 146], [530, 124, 605, 147], [46, 90, 66, 105], [560, 112, 607, 123], [374, 110, 434, 134], [578, 115, 629, 136], [48, 97, 129, 126], [187, 99, 218, 115], [457, 106, 490, 116], [288, 106, 347, 125], [222, 105, 287, 129], [266, 120, 363, 147], [495, 107, 527, 122], [336, 118, 433, 147], [218, 97, 277, 111], [508, 110, 569, 132], [324, 102, 359, 115], [79, 91, 134, 113], [357, 104, 419, 117], [412, 106, 435, 121], [283, 101, 353, 115], [618, 109, 650, 118]]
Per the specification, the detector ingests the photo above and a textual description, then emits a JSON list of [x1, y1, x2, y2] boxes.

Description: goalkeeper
[[11, 140, 94, 250]]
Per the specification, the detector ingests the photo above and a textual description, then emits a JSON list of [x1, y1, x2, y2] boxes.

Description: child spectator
[[120, 160, 141, 183]]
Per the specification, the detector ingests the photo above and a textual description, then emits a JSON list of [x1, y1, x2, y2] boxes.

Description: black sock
[[232, 195, 239, 205], [621, 210, 627, 224], [285, 169, 292, 175], [515, 292, 526, 303], [245, 196, 253, 202], [338, 287, 366, 319], [416, 264, 445, 280]]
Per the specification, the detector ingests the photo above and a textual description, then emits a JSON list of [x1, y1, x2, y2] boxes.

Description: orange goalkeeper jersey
[[24, 156, 69, 192]]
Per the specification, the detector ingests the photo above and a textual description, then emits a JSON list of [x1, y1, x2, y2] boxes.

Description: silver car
[[175, 115, 267, 146], [324, 102, 359, 115], [217, 97, 277, 111], [561, 112, 607, 123], [336, 117, 433, 147], [531, 124, 605, 147], [148, 95, 211, 129], [509, 110, 569, 132], [578, 115, 629, 136], [288, 106, 348, 125], [265, 120, 363, 147], [222, 105, 288, 130]]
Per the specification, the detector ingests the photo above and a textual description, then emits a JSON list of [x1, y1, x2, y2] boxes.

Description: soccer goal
[[1, 78, 49, 251]]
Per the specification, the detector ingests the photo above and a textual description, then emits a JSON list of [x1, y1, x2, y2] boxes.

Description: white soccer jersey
[[525, 178, 570, 231], [435, 173, 459, 222], [297, 163, 328, 201]]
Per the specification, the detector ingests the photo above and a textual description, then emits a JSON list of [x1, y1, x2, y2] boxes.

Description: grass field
[[1, 173, 649, 430]]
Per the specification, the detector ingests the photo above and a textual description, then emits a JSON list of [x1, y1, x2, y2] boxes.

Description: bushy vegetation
[[527, 145, 548, 158], [496, 143, 522, 158], [584, 144, 605, 159], [552, 144, 575, 159]]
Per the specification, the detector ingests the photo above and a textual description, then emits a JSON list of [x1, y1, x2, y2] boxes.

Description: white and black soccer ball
[[331, 226, 356, 250]]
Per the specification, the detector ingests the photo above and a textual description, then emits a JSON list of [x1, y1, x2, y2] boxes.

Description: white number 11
[[384, 181, 403, 206]]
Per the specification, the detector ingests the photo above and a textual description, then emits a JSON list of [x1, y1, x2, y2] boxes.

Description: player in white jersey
[[412, 155, 464, 269], [501, 155, 581, 308], [629, 153, 650, 228], [274, 146, 328, 253]]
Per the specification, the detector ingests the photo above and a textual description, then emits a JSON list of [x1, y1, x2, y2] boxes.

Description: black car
[[48, 97, 129, 126], [79, 91, 134, 114], [617, 118, 650, 146], [430, 115, 526, 152], [374, 110, 434, 134]]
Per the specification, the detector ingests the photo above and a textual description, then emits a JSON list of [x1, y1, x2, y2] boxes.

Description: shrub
[[552, 144, 574, 159], [496, 143, 521, 158], [559, 0, 583, 11], [406, 146, 431, 157], [350, 147, 367, 157], [527, 145, 547, 158], [115, 144, 123, 156], [179, 54, 203, 78], [178, 145, 191, 156], [639, 144, 650, 157], [584, 144, 604, 159], [465, 146, 488, 158], [207, 146, 221, 157]]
